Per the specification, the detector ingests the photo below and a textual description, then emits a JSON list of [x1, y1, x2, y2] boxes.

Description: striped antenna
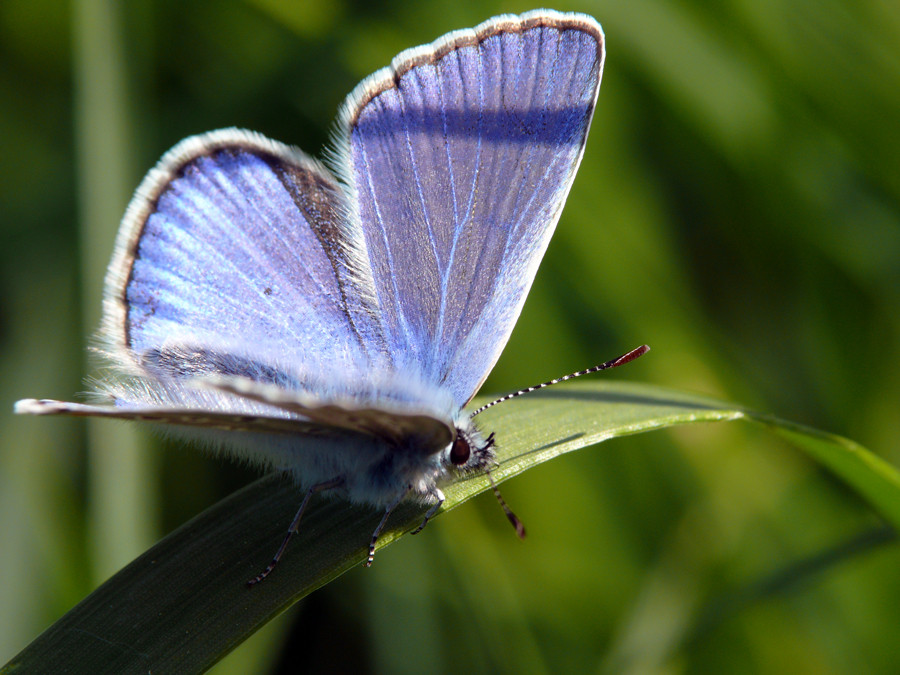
[[471, 344, 650, 418]]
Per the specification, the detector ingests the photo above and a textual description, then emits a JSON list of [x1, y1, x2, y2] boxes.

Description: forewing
[[335, 10, 604, 406], [16, 389, 452, 452], [102, 128, 386, 379]]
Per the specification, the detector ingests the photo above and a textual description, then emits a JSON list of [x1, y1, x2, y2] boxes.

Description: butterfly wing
[[334, 10, 604, 407], [102, 128, 385, 376], [16, 380, 453, 450], [29, 128, 456, 445]]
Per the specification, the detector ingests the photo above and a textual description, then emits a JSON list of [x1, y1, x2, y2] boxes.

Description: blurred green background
[[2, 0, 899, 672]]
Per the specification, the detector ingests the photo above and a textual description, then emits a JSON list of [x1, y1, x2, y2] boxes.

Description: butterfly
[[16, 10, 646, 583]]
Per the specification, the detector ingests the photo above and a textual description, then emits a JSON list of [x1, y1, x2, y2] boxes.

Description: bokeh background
[[2, 0, 899, 672]]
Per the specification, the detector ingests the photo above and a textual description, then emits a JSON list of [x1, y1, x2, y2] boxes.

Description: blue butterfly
[[17, 10, 644, 582]]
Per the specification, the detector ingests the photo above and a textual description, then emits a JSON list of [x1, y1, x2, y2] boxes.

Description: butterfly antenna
[[470, 344, 650, 418], [488, 470, 526, 539]]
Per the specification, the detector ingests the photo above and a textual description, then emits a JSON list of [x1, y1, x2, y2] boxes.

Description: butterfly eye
[[449, 436, 471, 465]]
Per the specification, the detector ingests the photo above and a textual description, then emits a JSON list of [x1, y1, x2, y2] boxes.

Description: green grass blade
[[748, 413, 900, 527], [3, 381, 897, 674]]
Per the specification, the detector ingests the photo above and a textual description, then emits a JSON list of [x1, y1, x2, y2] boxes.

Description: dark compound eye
[[449, 436, 471, 465]]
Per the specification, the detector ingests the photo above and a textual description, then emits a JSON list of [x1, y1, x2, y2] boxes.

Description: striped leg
[[248, 477, 343, 586]]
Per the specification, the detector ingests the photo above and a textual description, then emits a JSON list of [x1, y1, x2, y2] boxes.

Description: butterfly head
[[446, 418, 496, 475]]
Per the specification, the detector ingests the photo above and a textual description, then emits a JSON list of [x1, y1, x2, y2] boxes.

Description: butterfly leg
[[366, 487, 410, 567], [410, 487, 445, 535], [483, 432, 496, 450], [248, 477, 343, 586]]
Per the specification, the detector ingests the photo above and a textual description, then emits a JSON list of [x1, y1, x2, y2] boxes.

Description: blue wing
[[92, 128, 457, 449], [101, 129, 388, 388], [334, 10, 604, 407]]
